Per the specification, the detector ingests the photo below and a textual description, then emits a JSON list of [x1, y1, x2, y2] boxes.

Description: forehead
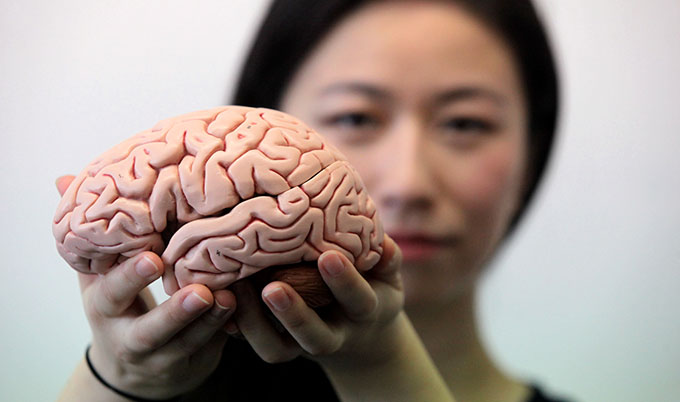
[[293, 1, 521, 97]]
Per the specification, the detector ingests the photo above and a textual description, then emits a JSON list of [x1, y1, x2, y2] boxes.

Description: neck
[[405, 286, 529, 402]]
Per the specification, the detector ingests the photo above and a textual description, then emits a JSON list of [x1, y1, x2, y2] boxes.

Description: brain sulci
[[53, 106, 384, 296]]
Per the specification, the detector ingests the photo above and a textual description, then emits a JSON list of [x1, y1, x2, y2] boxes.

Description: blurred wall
[[1, 1, 678, 401]]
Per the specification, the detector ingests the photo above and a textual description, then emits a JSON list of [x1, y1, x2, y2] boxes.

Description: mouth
[[388, 232, 458, 262]]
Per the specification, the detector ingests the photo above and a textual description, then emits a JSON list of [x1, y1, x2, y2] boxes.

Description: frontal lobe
[[53, 106, 383, 294]]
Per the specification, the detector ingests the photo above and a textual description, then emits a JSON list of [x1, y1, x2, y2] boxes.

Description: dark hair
[[232, 0, 559, 232]]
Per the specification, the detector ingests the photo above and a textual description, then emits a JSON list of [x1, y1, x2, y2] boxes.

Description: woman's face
[[281, 0, 528, 306]]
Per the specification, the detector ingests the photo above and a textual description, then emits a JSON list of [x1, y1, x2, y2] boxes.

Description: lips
[[389, 232, 458, 262]]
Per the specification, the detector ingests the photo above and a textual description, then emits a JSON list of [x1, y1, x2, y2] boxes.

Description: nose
[[376, 118, 436, 216]]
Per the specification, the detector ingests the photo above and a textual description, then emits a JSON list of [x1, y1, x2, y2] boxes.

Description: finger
[[224, 319, 243, 339], [363, 235, 405, 322], [369, 235, 403, 287], [165, 289, 236, 355], [262, 282, 342, 356], [126, 284, 214, 353], [161, 260, 180, 295], [232, 280, 301, 363], [366, 235, 404, 321], [55, 175, 76, 196], [182, 329, 230, 375], [318, 251, 379, 321], [88, 253, 163, 317]]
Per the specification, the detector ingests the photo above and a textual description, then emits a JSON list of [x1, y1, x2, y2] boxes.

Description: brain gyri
[[53, 106, 383, 294]]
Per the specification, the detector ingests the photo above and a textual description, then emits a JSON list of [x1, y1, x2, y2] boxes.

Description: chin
[[400, 255, 480, 307]]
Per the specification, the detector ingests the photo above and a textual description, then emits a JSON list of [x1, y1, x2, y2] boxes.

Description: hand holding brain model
[[53, 106, 384, 307]]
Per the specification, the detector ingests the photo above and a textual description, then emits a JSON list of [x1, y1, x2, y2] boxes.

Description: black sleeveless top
[[185, 338, 571, 401]]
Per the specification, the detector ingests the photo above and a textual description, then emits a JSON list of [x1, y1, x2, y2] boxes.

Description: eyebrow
[[318, 82, 391, 100], [434, 87, 507, 107], [318, 81, 506, 106]]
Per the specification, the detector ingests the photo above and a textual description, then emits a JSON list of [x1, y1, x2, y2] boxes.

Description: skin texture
[[282, 1, 527, 307], [57, 175, 237, 399], [58, 1, 535, 401], [280, 1, 531, 401], [57, 174, 452, 401]]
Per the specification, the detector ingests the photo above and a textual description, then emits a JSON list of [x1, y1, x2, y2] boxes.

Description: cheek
[[331, 146, 382, 187], [447, 142, 526, 229]]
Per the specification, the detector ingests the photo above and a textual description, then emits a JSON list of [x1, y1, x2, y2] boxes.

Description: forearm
[[58, 359, 129, 402], [320, 312, 455, 402], [58, 356, 227, 402]]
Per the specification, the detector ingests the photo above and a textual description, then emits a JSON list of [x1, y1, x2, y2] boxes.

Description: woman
[[58, 0, 562, 401]]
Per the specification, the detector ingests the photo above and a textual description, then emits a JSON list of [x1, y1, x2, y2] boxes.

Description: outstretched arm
[[230, 236, 455, 402], [55, 175, 236, 402]]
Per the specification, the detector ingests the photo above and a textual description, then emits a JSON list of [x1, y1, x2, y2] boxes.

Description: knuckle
[[391, 244, 403, 266], [260, 349, 296, 364], [113, 342, 139, 364], [353, 294, 379, 320], [306, 341, 338, 357], [201, 314, 222, 328], [167, 300, 192, 325], [97, 280, 120, 315], [258, 347, 280, 363], [281, 311, 308, 333], [174, 334, 198, 356], [121, 260, 144, 286], [83, 295, 100, 318], [128, 325, 160, 353], [305, 345, 323, 356], [203, 308, 230, 327]]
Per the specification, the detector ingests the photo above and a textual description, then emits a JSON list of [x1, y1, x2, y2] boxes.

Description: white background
[[1, 1, 678, 401]]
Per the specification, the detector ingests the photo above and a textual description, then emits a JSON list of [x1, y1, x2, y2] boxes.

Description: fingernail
[[321, 253, 345, 277], [263, 287, 290, 311], [136, 256, 159, 278], [224, 321, 243, 339], [213, 299, 232, 317], [182, 291, 210, 312]]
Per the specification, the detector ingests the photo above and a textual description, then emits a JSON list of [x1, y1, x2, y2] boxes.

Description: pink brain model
[[53, 106, 383, 299]]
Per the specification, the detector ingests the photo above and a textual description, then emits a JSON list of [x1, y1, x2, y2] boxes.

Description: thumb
[[369, 234, 402, 286], [55, 175, 76, 196]]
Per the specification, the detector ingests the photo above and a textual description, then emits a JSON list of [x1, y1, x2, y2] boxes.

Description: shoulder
[[526, 383, 573, 402]]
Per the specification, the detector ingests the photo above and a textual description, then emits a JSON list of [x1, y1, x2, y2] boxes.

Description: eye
[[441, 117, 495, 134], [317, 111, 382, 145], [324, 112, 380, 129]]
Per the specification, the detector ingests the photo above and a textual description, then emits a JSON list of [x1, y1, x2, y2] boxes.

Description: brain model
[[53, 106, 383, 306]]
